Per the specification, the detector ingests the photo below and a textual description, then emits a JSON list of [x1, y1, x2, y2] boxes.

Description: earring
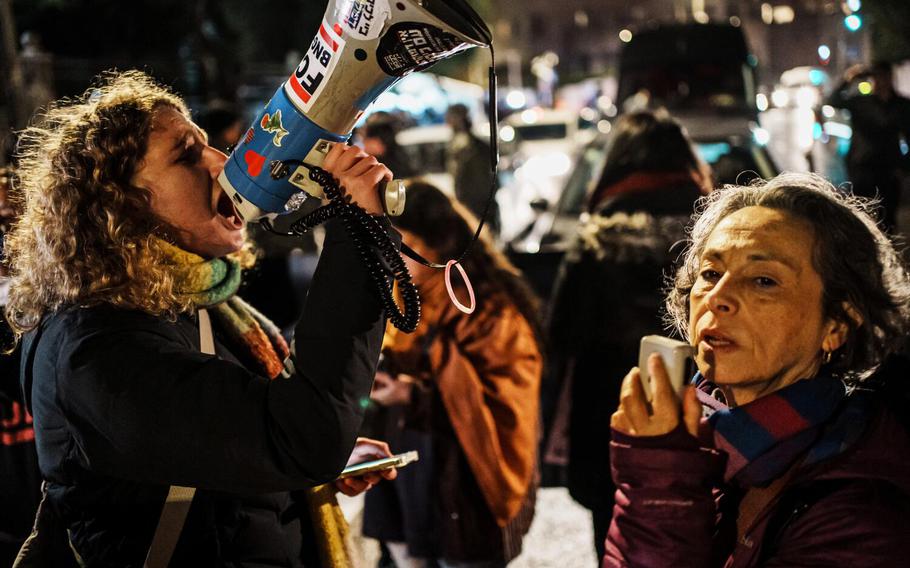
[[823, 350, 833, 364]]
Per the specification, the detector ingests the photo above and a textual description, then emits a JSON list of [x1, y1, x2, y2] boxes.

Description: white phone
[[638, 335, 696, 400]]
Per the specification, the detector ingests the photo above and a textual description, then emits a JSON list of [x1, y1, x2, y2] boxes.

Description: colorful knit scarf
[[695, 372, 870, 487], [157, 239, 353, 567], [158, 240, 289, 379]]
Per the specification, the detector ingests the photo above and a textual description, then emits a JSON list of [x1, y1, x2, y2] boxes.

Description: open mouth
[[216, 188, 244, 229], [702, 332, 735, 348]]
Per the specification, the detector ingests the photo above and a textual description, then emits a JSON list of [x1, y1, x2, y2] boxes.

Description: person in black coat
[[825, 62, 910, 232], [546, 109, 710, 563], [6, 70, 396, 566]]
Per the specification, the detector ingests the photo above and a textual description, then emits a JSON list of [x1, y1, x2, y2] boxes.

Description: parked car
[[617, 23, 758, 119], [497, 108, 598, 240]]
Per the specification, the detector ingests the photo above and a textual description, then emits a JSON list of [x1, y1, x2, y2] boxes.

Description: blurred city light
[[694, 11, 710, 24], [753, 127, 771, 146], [506, 90, 527, 109], [771, 89, 790, 107], [522, 152, 572, 178], [844, 14, 862, 31], [808, 69, 826, 86], [520, 109, 540, 124], [846, 0, 861, 12], [696, 142, 732, 163], [796, 87, 818, 108], [773, 6, 795, 24], [729, 16, 741, 27], [761, 3, 773, 24], [596, 120, 612, 134], [499, 125, 516, 142], [574, 10, 589, 27], [605, 104, 618, 117], [817, 45, 831, 61], [756, 93, 769, 111], [858, 81, 873, 95], [579, 107, 597, 122], [619, 29, 633, 43], [796, 108, 816, 151], [823, 121, 853, 139], [813, 122, 824, 140], [822, 104, 836, 118]]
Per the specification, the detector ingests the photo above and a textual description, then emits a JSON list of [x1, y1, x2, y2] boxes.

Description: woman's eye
[[178, 147, 201, 165], [699, 269, 721, 283], [755, 276, 778, 288]]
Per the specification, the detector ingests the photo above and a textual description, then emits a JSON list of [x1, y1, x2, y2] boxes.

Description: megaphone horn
[[218, 0, 492, 223]]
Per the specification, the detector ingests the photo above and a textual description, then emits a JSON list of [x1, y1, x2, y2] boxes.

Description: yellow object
[[304, 484, 354, 568]]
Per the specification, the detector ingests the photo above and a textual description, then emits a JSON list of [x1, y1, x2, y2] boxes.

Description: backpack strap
[[735, 457, 802, 547], [143, 308, 213, 568], [756, 478, 855, 563]]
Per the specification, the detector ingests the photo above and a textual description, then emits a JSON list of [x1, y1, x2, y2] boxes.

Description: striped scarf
[[157, 240, 352, 567], [695, 373, 869, 487], [158, 240, 289, 379]]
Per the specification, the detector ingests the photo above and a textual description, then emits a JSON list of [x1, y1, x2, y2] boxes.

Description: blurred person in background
[[194, 102, 244, 154], [6, 70, 397, 567], [826, 61, 910, 232], [606, 173, 910, 567], [445, 104, 498, 234], [545, 110, 710, 563], [0, 166, 41, 567], [362, 181, 542, 568], [360, 111, 416, 179]]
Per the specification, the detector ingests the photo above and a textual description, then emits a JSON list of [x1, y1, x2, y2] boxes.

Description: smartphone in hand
[[638, 335, 696, 400], [337, 451, 419, 479]]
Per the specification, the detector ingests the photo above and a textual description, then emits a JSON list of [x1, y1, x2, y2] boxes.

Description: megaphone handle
[[379, 179, 406, 216]]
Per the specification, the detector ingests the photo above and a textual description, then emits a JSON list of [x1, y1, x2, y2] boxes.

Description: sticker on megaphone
[[335, 0, 392, 41]]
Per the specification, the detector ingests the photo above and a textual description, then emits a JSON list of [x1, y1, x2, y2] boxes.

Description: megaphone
[[218, 0, 492, 222]]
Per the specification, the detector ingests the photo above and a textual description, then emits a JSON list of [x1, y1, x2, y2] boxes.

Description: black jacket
[[547, 182, 699, 510], [21, 220, 394, 567]]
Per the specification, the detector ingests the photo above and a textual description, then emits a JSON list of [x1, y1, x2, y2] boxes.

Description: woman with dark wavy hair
[[605, 173, 910, 567], [362, 181, 542, 567], [7, 70, 397, 566]]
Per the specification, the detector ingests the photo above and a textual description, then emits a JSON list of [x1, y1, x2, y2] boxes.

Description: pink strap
[[444, 260, 476, 314]]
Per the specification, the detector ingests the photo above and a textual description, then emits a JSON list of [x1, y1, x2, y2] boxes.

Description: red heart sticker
[[244, 150, 266, 177]]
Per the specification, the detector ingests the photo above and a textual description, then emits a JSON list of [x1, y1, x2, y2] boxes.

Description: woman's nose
[[203, 145, 229, 178], [705, 276, 737, 315]]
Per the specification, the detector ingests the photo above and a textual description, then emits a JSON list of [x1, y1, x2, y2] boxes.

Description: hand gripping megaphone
[[218, 0, 491, 222], [217, 0, 494, 333]]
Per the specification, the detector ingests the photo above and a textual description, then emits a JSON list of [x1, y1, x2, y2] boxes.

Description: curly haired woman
[[7, 70, 397, 567]]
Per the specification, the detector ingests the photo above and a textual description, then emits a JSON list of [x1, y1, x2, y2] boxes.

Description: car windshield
[[620, 62, 749, 112], [401, 141, 448, 174], [514, 123, 569, 141]]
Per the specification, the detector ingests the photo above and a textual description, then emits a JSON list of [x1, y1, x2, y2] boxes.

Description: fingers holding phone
[[611, 336, 701, 438], [334, 437, 400, 497]]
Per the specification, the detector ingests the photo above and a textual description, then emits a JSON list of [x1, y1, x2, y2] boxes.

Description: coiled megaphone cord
[[260, 165, 421, 333]]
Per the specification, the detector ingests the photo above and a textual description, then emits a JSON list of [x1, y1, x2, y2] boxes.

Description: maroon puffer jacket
[[603, 401, 910, 567]]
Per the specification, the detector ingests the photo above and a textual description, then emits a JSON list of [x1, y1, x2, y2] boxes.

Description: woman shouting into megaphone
[[6, 70, 397, 567]]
